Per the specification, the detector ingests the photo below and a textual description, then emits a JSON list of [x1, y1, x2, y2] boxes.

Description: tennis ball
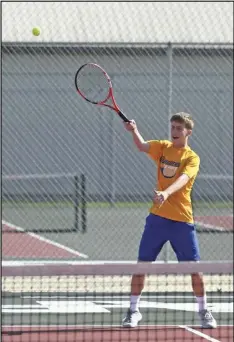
[[32, 27, 40, 36]]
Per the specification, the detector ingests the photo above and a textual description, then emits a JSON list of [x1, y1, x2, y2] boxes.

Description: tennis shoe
[[199, 309, 217, 328], [122, 309, 142, 328]]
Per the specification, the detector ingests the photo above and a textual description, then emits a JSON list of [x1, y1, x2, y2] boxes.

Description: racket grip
[[118, 111, 130, 123]]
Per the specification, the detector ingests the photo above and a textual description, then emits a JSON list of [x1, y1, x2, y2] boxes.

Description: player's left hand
[[153, 190, 169, 205]]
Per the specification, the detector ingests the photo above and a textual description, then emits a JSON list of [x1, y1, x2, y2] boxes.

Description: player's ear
[[187, 129, 192, 137]]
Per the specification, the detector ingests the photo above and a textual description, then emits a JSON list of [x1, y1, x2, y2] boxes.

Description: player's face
[[171, 121, 191, 146]]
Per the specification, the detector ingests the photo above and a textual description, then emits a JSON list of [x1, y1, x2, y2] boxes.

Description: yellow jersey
[[147, 140, 200, 223]]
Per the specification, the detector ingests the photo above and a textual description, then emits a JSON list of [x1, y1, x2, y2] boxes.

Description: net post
[[81, 174, 87, 233], [74, 175, 79, 232]]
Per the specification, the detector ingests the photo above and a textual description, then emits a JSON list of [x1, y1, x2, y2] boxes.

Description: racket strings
[[76, 65, 109, 104]]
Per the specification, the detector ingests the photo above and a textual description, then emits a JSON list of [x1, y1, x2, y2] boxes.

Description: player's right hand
[[124, 120, 137, 132]]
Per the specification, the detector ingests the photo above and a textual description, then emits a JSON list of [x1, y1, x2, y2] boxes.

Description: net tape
[[2, 261, 233, 293]]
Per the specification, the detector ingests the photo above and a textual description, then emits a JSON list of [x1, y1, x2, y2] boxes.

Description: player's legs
[[131, 214, 168, 298], [169, 221, 217, 328], [131, 214, 167, 293], [122, 214, 168, 327]]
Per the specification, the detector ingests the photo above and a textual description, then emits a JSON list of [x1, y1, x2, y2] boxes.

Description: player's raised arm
[[124, 120, 150, 153]]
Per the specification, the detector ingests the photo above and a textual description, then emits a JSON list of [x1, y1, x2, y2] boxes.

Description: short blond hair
[[170, 112, 194, 130]]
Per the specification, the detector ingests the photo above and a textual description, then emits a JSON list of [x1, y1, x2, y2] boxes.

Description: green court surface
[[2, 199, 233, 262], [2, 292, 233, 327]]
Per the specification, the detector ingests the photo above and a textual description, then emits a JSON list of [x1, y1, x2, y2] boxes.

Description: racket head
[[75, 63, 112, 104]]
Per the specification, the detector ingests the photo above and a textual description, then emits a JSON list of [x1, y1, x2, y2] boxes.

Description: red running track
[[2, 326, 233, 342]]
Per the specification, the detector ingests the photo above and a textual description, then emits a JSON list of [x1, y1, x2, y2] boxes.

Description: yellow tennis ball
[[32, 27, 40, 36]]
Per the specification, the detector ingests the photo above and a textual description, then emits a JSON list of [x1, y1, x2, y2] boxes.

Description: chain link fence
[[2, 2, 233, 262]]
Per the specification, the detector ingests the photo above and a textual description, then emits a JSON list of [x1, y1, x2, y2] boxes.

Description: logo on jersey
[[160, 156, 180, 178]]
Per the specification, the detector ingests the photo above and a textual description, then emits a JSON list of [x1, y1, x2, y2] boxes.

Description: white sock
[[130, 295, 141, 312], [196, 295, 207, 311]]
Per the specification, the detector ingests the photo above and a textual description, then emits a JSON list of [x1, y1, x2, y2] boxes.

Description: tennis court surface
[[2, 261, 233, 342], [2, 172, 233, 262]]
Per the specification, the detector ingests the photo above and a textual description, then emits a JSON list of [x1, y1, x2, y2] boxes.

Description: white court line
[[179, 325, 221, 342], [2, 260, 177, 265], [21, 295, 233, 299], [194, 220, 232, 232], [1, 324, 175, 328], [2, 220, 88, 259], [2, 259, 233, 265], [2, 324, 233, 328]]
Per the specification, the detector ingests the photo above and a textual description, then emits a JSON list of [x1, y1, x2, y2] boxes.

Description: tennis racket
[[75, 63, 130, 123]]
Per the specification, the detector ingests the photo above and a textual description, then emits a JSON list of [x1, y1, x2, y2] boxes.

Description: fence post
[[109, 75, 117, 206], [167, 41, 173, 140], [81, 174, 87, 233], [74, 175, 79, 232], [164, 42, 173, 263], [109, 114, 117, 205]]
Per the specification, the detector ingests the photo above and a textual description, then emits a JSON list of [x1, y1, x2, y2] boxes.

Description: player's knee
[[131, 265, 146, 287], [132, 264, 147, 284]]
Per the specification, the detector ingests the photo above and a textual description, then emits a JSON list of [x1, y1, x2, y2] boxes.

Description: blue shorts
[[138, 214, 200, 262]]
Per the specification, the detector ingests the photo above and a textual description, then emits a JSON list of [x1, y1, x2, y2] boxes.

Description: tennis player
[[122, 113, 217, 329]]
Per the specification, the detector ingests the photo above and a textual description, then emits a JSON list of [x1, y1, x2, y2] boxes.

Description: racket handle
[[118, 111, 130, 123]]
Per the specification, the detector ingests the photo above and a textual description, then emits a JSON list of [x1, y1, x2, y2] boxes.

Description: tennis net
[[2, 261, 233, 342], [2, 173, 86, 233]]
